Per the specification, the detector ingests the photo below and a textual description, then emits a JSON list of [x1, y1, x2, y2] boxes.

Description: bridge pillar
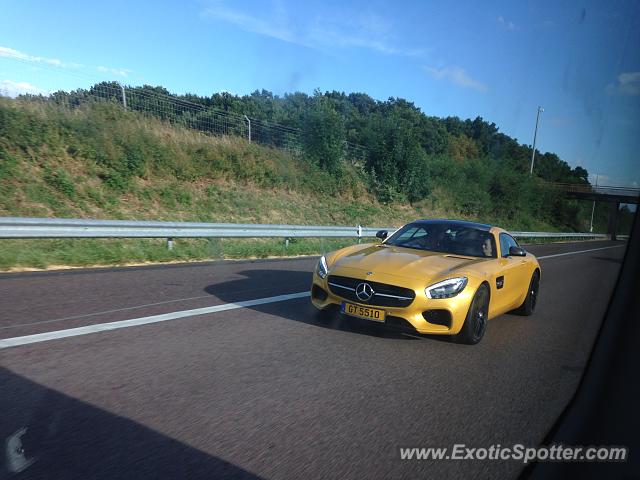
[[607, 202, 620, 241]]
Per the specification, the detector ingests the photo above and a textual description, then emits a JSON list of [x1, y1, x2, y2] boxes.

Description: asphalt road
[[0, 240, 627, 479]]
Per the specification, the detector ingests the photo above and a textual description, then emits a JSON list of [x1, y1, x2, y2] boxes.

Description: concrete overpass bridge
[[551, 183, 639, 240]]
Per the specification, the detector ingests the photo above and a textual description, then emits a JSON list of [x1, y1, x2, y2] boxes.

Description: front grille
[[327, 275, 415, 308]]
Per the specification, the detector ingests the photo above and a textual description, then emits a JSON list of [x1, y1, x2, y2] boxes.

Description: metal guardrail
[[0, 217, 610, 243], [0, 217, 384, 240]]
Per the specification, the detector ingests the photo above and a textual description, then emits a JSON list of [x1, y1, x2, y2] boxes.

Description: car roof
[[410, 219, 493, 231]]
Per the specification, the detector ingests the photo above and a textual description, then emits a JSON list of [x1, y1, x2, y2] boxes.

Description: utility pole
[[589, 173, 599, 232], [530, 106, 544, 174]]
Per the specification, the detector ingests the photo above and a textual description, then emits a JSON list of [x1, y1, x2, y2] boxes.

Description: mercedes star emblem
[[355, 282, 375, 302]]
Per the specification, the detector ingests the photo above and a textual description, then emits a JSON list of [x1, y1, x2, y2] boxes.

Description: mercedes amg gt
[[310, 219, 541, 344]]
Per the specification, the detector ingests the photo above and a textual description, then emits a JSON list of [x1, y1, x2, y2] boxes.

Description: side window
[[411, 228, 428, 240], [499, 234, 510, 258], [500, 233, 519, 257]]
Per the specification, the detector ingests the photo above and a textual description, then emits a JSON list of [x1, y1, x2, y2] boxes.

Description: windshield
[[385, 222, 496, 258]]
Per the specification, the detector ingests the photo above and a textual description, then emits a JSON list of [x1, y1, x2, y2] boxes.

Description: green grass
[[0, 98, 604, 270], [517, 236, 605, 245], [0, 234, 605, 271], [0, 237, 358, 271]]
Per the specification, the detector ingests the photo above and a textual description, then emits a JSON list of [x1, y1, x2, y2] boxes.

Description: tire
[[514, 271, 540, 316], [454, 284, 490, 345]]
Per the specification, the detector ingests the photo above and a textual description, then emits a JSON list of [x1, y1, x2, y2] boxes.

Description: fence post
[[243, 115, 251, 143], [119, 83, 127, 110]]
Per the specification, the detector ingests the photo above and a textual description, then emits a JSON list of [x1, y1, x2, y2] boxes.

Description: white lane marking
[[0, 243, 625, 349], [0, 294, 212, 331], [0, 284, 286, 331], [0, 292, 310, 349], [537, 244, 624, 260]]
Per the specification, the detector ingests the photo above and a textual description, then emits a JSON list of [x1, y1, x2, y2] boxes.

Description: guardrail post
[[167, 237, 174, 250]]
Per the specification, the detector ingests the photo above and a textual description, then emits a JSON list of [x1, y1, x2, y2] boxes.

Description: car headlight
[[316, 255, 329, 279], [425, 277, 468, 299]]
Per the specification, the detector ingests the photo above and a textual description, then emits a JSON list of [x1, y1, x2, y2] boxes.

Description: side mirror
[[509, 246, 526, 257], [376, 230, 388, 241]]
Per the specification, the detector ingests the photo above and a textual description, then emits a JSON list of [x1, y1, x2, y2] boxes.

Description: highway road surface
[[0, 240, 627, 479]]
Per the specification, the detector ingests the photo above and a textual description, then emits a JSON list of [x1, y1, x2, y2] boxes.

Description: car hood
[[331, 244, 489, 281]]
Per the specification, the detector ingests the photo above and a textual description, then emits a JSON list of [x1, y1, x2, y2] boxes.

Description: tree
[[301, 94, 345, 174]]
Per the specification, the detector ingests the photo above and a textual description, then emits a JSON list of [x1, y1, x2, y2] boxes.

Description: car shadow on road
[[0, 368, 263, 480], [203, 269, 452, 343]]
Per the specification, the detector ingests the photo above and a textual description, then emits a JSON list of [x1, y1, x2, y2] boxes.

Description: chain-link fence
[[43, 82, 367, 163]]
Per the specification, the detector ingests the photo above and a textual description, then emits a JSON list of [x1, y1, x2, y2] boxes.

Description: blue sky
[[1, 0, 639, 187]]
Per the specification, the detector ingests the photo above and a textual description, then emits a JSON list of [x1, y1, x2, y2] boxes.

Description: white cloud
[[422, 66, 488, 92], [97, 66, 132, 77], [606, 71, 640, 96], [0, 45, 68, 67], [497, 16, 516, 31], [0, 45, 131, 79], [307, 28, 425, 56], [202, 2, 299, 44], [0, 79, 49, 97], [201, 2, 426, 57]]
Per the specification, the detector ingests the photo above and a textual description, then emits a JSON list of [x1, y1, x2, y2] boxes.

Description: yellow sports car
[[311, 219, 541, 344]]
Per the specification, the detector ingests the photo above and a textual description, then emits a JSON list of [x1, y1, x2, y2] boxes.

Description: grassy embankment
[[0, 99, 563, 270]]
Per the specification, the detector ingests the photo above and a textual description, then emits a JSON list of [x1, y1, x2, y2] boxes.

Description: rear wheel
[[454, 284, 490, 345], [515, 271, 540, 316]]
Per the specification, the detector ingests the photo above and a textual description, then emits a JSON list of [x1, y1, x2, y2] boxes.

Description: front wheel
[[514, 271, 540, 316], [454, 284, 490, 345]]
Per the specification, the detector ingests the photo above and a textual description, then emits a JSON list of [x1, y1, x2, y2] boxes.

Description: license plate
[[341, 302, 386, 322]]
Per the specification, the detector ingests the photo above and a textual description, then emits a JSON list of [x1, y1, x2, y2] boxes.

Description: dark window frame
[[499, 233, 520, 258]]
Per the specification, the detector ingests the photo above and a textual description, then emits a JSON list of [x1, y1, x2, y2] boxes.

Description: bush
[[101, 170, 128, 191], [44, 168, 76, 198], [0, 148, 18, 180]]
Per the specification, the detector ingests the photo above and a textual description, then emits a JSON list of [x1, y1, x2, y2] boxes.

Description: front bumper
[[310, 271, 476, 335]]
